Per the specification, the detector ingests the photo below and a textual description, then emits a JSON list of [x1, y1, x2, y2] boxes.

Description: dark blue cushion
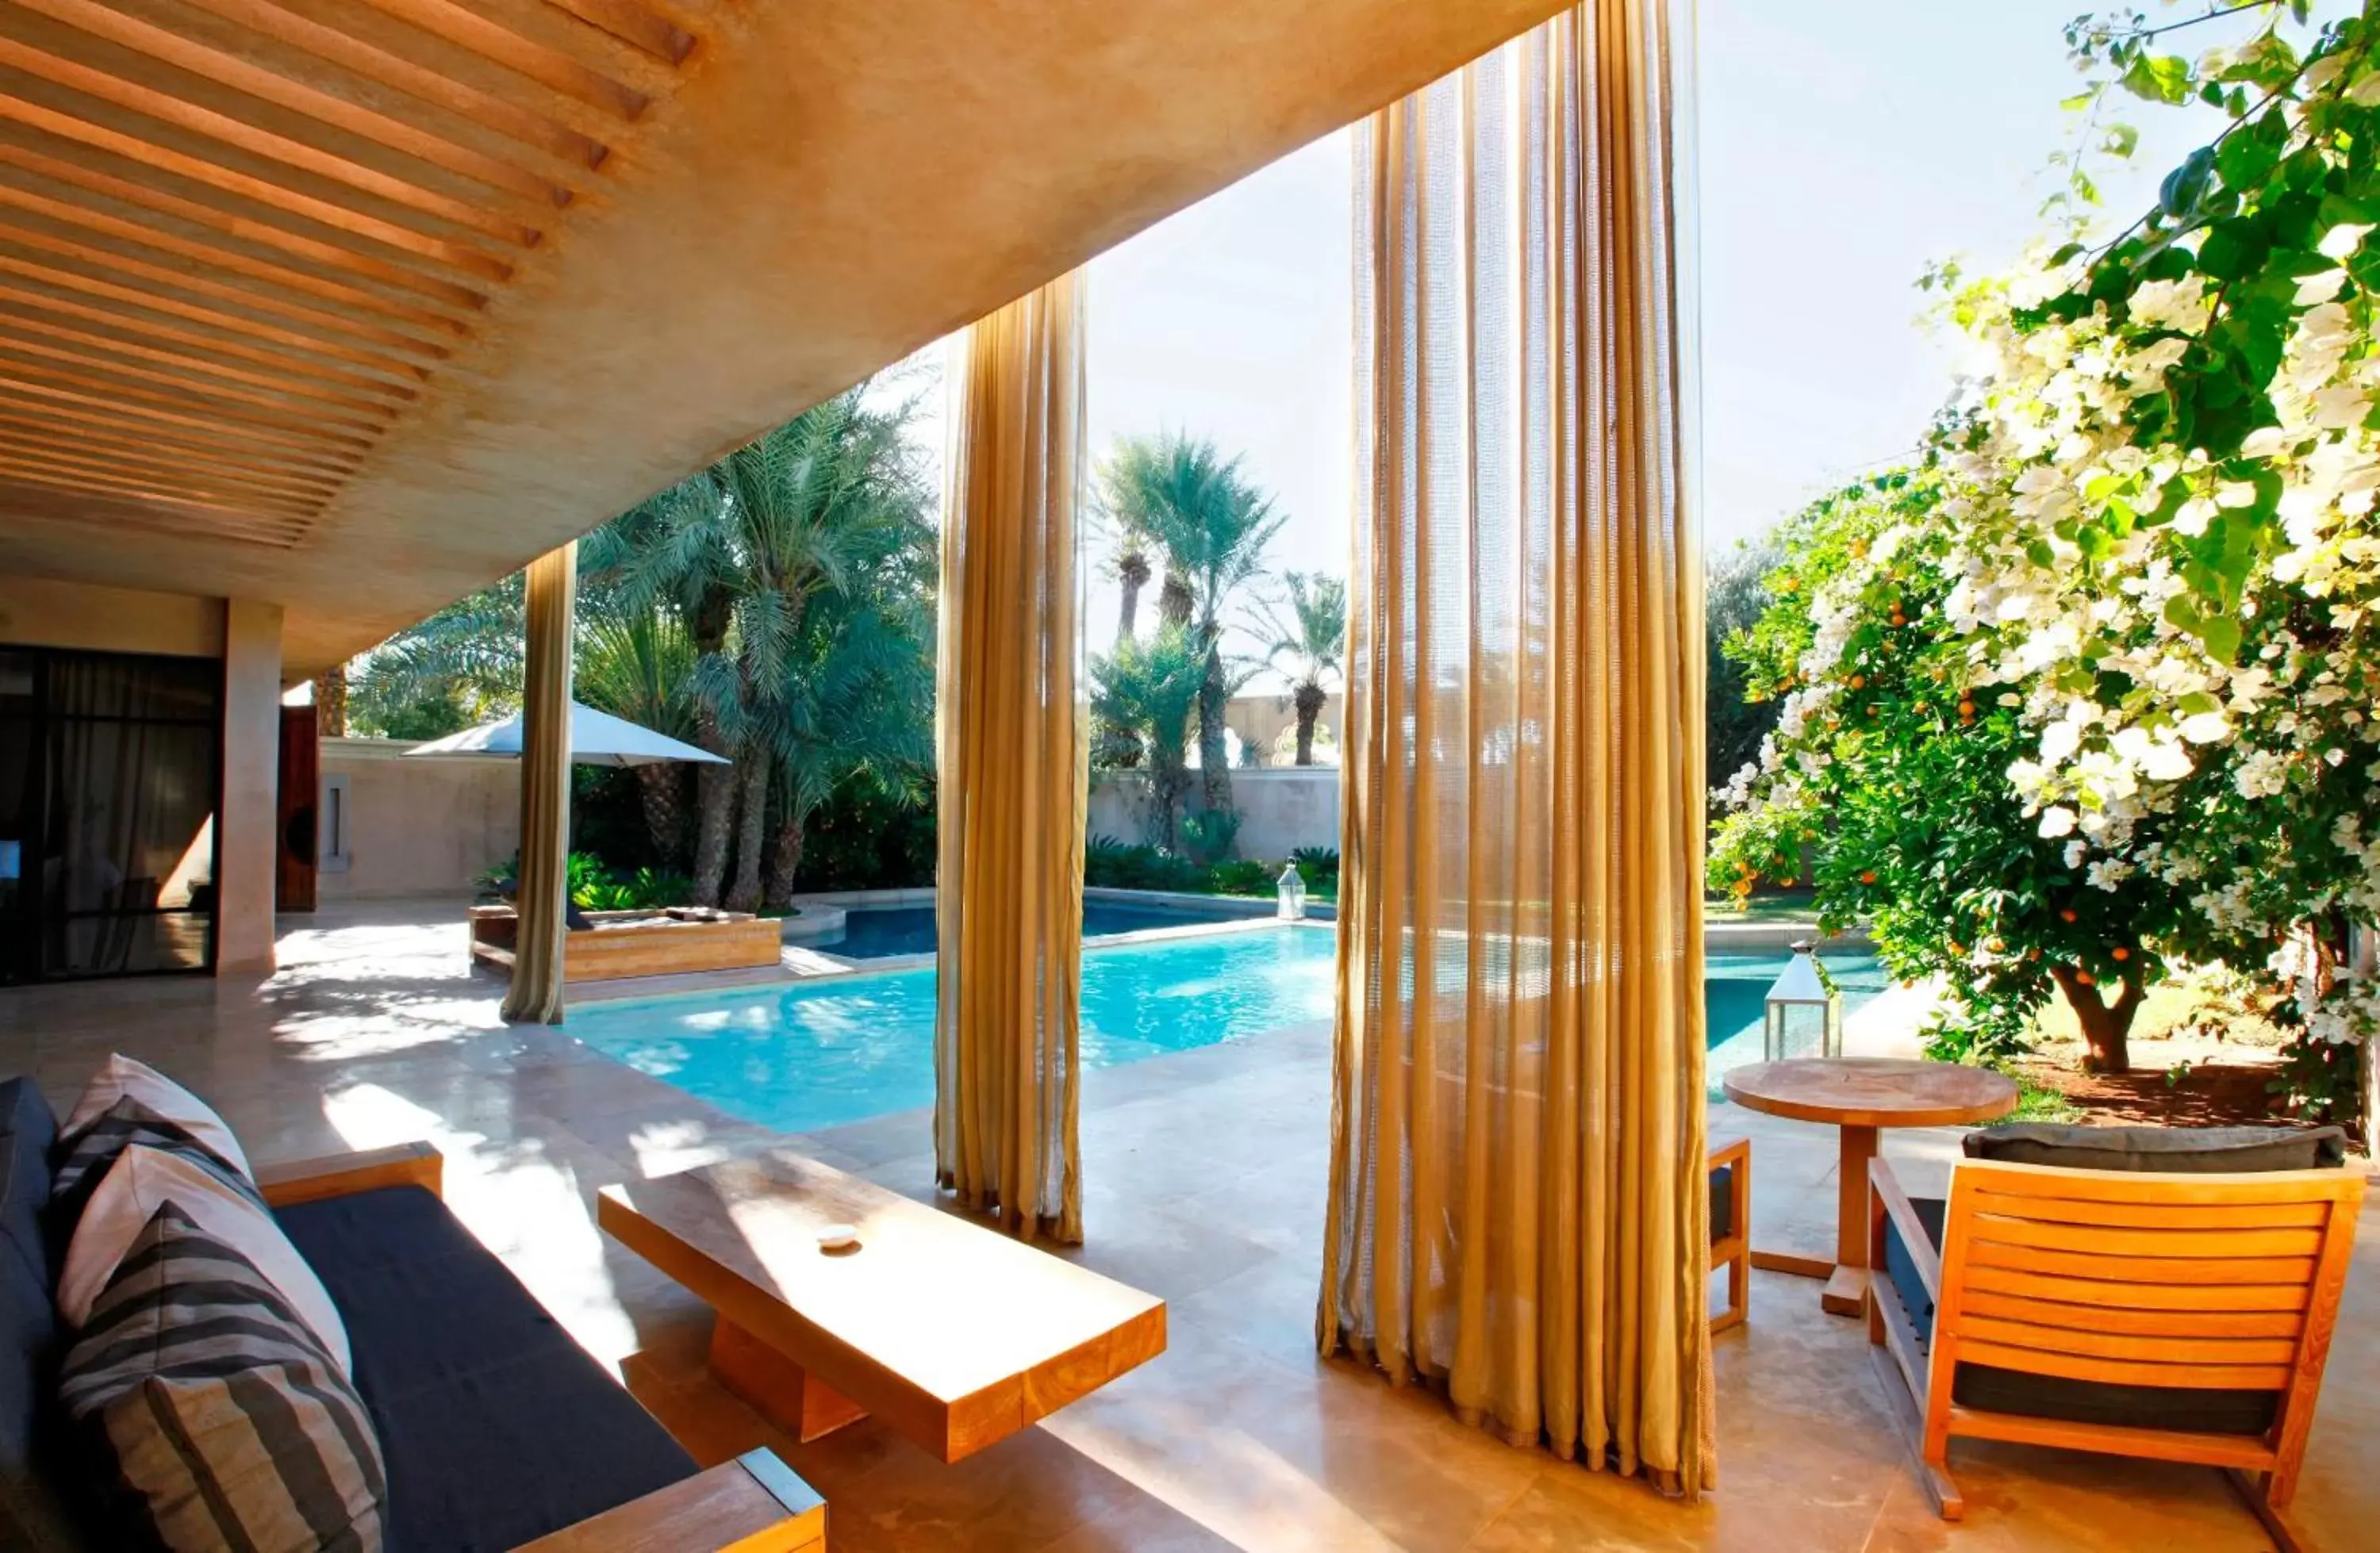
[[0, 1076, 91, 1550], [1708, 1164, 1735, 1244], [1881, 1193, 2277, 1437], [276, 1185, 695, 1552]]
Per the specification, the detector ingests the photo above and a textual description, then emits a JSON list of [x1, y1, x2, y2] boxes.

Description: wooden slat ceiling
[[0, 0, 1573, 678], [0, 0, 699, 551]]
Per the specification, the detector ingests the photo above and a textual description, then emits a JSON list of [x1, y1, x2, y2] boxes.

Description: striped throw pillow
[[60, 1204, 386, 1553], [52, 1095, 261, 1217]]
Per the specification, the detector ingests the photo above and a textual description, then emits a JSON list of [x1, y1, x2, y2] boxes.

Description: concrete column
[[217, 599, 283, 975], [502, 542, 576, 1023]]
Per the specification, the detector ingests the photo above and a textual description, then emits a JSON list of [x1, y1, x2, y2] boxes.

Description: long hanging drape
[[935, 274, 1088, 1245], [1317, 0, 1712, 1494], [503, 539, 576, 1025]]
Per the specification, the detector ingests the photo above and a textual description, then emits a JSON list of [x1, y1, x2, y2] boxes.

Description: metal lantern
[[1276, 862, 1308, 921], [1763, 938, 1842, 1060]]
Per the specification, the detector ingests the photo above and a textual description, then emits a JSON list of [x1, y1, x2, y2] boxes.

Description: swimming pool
[[816, 899, 1272, 959], [568, 931, 1886, 1134]]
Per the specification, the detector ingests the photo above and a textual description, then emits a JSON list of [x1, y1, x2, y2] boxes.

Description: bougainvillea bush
[[1714, 2, 2380, 1099]]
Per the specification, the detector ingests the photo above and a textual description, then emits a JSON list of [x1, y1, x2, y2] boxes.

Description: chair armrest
[[512, 1449, 825, 1552], [255, 1141, 443, 1209], [1868, 1156, 1937, 1306]]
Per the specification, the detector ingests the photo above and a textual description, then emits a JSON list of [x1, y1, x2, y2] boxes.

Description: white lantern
[[1763, 939, 1842, 1060], [1276, 862, 1308, 921]]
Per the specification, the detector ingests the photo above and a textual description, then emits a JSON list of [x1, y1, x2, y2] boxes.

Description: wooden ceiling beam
[[350, 0, 651, 121], [0, 453, 318, 524], [0, 412, 349, 500], [0, 400, 362, 483], [16, 0, 590, 209], [0, 88, 518, 277], [0, 277, 430, 398], [0, 135, 489, 312], [0, 369, 369, 457], [0, 250, 450, 372], [0, 435, 328, 515], [169, 0, 612, 174], [0, 213, 462, 359], [0, 36, 550, 243], [0, 309, 412, 414]]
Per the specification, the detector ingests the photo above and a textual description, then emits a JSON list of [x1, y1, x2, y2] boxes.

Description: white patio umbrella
[[402, 701, 727, 768]]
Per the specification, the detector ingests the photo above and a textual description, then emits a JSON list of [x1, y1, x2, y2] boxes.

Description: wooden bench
[[598, 1150, 1166, 1464]]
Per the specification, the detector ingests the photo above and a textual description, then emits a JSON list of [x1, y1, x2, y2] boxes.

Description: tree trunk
[[1117, 550, 1150, 641], [690, 702, 734, 905], [724, 748, 772, 912], [2050, 965, 2144, 1074], [315, 664, 347, 737], [1292, 680, 1326, 767], [632, 762, 685, 869], [688, 593, 734, 907], [1197, 643, 1232, 811], [1157, 573, 1194, 629], [764, 809, 806, 912]]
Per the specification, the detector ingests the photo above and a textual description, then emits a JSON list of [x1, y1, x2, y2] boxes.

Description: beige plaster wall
[[317, 741, 518, 902], [217, 600, 281, 974], [1091, 768, 1341, 860], [0, 576, 223, 658]]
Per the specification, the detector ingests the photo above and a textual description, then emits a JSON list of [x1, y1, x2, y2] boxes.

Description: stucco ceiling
[[0, 0, 1569, 677]]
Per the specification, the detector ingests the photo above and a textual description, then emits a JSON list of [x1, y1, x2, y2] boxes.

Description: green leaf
[[2124, 52, 2194, 106], [2198, 615, 2242, 663], [2103, 123, 2140, 159]]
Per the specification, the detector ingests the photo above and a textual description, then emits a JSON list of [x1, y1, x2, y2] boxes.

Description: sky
[[988, 2, 2349, 666]]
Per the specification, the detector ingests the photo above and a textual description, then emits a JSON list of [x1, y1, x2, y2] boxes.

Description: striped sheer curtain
[[934, 274, 1088, 1245], [1318, 0, 1713, 1492]]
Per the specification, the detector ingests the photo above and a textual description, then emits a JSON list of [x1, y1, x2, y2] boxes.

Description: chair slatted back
[[1932, 1159, 2363, 1446]]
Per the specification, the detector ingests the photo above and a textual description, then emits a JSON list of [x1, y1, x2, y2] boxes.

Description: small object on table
[[816, 1223, 858, 1252], [1720, 1057, 2017, 1317]]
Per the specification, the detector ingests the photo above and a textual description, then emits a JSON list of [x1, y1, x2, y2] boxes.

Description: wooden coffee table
[[599, 1149, 1165, 1462], [1721, 1057, 2017, 1317]]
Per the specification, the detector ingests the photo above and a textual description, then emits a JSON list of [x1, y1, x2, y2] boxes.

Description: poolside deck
[[3, 897, 2373, 1551]]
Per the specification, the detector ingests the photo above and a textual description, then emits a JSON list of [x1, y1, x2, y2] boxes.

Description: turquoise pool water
[[569, 930, 1887, 1133]]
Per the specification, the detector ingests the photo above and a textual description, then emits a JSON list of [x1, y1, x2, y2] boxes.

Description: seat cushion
[[275, 1187, 695, 1553], [0, 1077, 93, 1551], [1708, 1164, 1735, 1244], [60, 1203, 387, 1552], [1880, 1193, 2278, 1437], [1963, 1122, 2346, 1172]]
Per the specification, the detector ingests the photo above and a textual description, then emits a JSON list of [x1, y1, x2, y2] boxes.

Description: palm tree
[[574, 601, 700, 862], [1092, 441, 1165, 639], [1088, 626, 1203, 849], [1104, 432, 1285, 815], [1253, 572, 1345, 765], [591, 385, 936, 910]]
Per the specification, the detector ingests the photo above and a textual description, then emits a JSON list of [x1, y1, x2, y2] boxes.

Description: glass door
[[0, 648, 221, 983]]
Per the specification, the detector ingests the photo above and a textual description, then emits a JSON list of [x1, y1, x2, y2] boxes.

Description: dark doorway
[[0, 648, 221, 984]]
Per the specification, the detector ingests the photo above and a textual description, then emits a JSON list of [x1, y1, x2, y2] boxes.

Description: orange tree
[[1710, 471, 2190, 1072]]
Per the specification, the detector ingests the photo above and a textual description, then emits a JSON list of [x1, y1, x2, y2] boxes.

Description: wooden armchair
[[1708, 1135, 1751, 1333], [1868, 1153, 2363, 1549]]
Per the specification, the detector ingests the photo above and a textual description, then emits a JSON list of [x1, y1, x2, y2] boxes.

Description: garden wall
[[1089, 768, 1341, 860], [316, 738, 517, 900]]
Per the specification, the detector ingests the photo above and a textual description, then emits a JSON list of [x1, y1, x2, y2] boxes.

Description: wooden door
[[276, 704, 318, 913]]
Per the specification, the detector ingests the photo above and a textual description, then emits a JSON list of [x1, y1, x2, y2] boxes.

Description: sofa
[[0, 1075, 825, 1551]]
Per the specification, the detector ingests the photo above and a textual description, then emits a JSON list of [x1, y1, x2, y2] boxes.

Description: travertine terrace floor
[[3, 900, 2371, 1551]]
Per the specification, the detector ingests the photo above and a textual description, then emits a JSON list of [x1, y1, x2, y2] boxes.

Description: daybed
[[0, 1075, 823, 1551], [468, 903, 785, 983]]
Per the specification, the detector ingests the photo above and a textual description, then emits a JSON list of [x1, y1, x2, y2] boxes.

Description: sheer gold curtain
[[934, 274, 1088, 1245], [1318, 0, 1712, 1492], [503, 539, 576, 1026]]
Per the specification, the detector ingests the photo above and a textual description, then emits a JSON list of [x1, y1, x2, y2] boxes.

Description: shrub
[[1180, 807, 1242, 866], [1210, 859, 1276, 896]]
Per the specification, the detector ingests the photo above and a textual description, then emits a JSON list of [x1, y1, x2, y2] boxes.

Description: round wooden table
[[1721, 1057, 2018, 1317]]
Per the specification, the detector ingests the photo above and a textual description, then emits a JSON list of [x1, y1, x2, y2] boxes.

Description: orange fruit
[[2111, 946, 2131, 962], [1860, 870, 1877, 884], [1848, 674, 1867, 689], [2075, 969, 2095, 986], [2059, 908, 2077, 922]]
